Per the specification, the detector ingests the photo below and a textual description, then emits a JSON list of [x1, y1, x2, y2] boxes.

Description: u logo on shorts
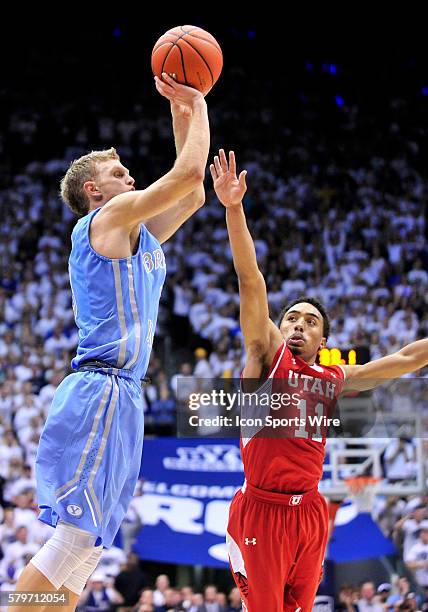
[[289, 495, 303, 506]]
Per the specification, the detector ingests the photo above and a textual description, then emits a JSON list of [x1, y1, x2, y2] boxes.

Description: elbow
[[194, 191, 205, 209], [189, 166, 205, 185], [173, 163, 205, 187], [238, 274, 256, 286], [238, 271, 266, 288]]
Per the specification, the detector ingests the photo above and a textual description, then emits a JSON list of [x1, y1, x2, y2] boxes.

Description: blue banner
[[133, 439, 243, 567], [327, 501, 396, 562]]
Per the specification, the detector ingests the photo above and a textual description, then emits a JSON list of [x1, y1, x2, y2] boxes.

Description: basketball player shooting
[[210, 148, 428, 612], [9, 75, 209, 612]]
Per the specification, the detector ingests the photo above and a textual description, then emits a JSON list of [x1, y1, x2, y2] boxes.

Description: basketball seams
[[186, 32, 222, 54], [180, 37, 214, 86], [180, 25, 201, 36], [151, 41, 174, 55], [153, 27, 201, 80], [176, 43, 188, 85], [160, 44, 175, 79]]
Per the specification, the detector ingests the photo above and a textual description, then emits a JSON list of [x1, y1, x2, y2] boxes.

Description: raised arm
[[343, 338, 428, 390], [210, 149, 282, 378], [97, 74, 209, 230], [145, 100, 206, 244]]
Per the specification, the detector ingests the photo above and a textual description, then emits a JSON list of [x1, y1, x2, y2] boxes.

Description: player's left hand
[[210, 149, 247, 207]]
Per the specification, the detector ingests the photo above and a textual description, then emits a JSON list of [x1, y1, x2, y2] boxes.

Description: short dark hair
[[278, 296, 330, 339]]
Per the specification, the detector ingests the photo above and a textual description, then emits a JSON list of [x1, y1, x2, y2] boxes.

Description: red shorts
[[226, 483, 329, 612]]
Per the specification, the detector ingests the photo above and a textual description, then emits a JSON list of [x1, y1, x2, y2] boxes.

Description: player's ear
[[83, 180, 102, 202], [319, 337, 327, 350]]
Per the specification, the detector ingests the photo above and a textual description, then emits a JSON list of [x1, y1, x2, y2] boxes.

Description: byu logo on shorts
[[67, 504, 83, 518], [290, 495, 303, 506], [245, 537, 257, 545]]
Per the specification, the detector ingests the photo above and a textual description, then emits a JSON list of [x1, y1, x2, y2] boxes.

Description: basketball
[[151, 25, 223, 96]]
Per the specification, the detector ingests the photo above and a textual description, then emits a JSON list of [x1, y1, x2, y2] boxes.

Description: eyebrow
[[110, 165, 129, 174], [286, 310, 321, 319]]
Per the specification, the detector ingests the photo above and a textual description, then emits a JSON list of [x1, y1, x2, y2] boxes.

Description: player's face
[[280, 302, 326, 362], [93, 160, 135, 204]]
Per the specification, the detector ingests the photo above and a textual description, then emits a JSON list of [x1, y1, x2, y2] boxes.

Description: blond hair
[[60, 147, 120, 217]]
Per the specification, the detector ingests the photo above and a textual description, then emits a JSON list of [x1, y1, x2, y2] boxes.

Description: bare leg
[[8, 563, 79, 612]]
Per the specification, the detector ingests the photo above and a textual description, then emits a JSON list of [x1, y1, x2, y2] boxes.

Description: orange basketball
[[151, 25, 223, 96]]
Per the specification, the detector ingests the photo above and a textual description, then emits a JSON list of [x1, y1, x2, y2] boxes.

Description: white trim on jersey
[[241, 341, 287, 448], [337, 364, 347, 379], [268, 341, 287, 378]]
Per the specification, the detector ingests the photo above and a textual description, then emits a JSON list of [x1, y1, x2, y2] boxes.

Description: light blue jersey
[[70, 207, 166, 380], [36, 208, 166, 547]]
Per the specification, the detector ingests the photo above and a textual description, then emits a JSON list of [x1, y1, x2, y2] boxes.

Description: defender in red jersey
[[210, 149, 428, 611]]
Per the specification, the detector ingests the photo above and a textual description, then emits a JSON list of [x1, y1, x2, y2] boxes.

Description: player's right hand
[[210, 149, 247, 207], [155, 73, 205, 110]]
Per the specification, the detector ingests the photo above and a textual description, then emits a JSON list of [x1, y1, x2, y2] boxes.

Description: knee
[[30, 521, 100, 590], [62, 547, 103, 595]]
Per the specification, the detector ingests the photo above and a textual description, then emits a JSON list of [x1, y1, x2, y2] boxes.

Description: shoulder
[[72, 209, 99, 239], [266, 320, 285, 365], [267, 341, 291, 376], [71, 211, 91, 234]]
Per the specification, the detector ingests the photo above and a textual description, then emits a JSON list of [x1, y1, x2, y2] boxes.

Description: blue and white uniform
[[36, 207, 166, 547]]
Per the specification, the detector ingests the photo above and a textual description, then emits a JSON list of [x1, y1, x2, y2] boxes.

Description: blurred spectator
[[114, 552, 147, 607], [78, 572, 124, 611], [0, 526, 38, 581], [335, 584, 358, 611], [180, 586, 194, 611], [357, 582, 384, 612], [386, 576, 412, 610], [153, 574, 170, 608], [193, 349, 212, 378], [394, 501, 428, 558], [376, 583, 392, 608], [134, 588, 155, 612], [197, 585, 227, 612], [188, 593, 203, 612], [405, 520, 428, 593], [384, 438, 417, 483], [227, 587, 242, 611]]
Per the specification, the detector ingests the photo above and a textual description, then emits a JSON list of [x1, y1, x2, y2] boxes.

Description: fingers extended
[[219, 149, 228, 173], [210, 164, 218, 180], [229, 151, 236, 176], [214, 155, 222, 176]]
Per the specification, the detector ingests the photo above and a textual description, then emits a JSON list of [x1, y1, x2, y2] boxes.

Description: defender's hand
[[210, 149, 247, 207]]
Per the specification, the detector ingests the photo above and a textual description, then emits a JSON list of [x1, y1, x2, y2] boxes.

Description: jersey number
[[295, 399, 324, 443]]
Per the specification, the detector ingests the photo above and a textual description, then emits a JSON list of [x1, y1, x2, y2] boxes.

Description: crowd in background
[[2, 19, 428, 609]]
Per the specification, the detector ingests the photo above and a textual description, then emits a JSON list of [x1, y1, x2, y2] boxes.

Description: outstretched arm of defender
[[210, 150, 282, 377], [343, 338, 428, 390], [98, 74, 209, 229]]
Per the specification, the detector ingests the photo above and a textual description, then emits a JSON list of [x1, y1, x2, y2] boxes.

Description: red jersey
[[240, 341, 345, 493]]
